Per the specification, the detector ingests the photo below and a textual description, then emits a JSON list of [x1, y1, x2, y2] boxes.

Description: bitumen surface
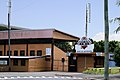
[[0, 71, 119, 80]]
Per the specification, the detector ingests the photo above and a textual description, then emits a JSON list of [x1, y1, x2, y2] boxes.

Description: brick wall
[[54, 46, 68, 71], [28, 58, 51, 72], [77, 55, 95, 72]]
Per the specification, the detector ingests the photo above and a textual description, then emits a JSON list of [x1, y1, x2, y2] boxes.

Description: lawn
[[83, 67, 120, 74]]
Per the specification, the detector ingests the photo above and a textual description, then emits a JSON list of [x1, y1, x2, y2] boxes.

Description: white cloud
[[92, 32, 120, 41]]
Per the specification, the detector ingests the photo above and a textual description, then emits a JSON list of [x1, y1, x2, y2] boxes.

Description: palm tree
[[113, 17, 120, 33], [114, 0, 120, 33], [116, 0, 120, 6]]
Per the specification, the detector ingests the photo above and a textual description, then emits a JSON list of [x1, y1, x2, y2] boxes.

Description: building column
[[51, 39, 54, 71]]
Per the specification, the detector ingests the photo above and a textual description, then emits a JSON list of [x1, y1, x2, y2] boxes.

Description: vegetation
[[94, 40, 120, 67], [83, 67, 120, 74], [54, 41, 73, 52], [94, 40, 120, 53], [113, 48, 120, 66]]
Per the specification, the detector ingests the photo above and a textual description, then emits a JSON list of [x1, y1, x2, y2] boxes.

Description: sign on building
[[75, 44, 94, 53], [75, 37, 94, 53], [46, 48, 51, 55], [0, 60, 7, 65]]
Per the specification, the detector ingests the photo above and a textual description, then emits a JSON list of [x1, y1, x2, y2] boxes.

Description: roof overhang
[[0, 29, 79, 41], [0, 55, 50, 59]]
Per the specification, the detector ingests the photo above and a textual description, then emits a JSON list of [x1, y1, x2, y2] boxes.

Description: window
[[30, 50, 35, 56], [13, 59, 18, 66], [37, 50, 42, 56], [0, 51, 2, 56], [14, 51, 18, 56], [21, 60, 26, 66], [20, 50, 25, 56], [7, 51, 12, 56]]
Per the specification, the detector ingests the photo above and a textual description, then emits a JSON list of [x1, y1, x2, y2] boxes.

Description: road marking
[[35, 76, 40, 78], [10, 77, 15, 79], [23, 76, 28, 78], [17, 76, 20, 78], [54, 76, 59, 78], [48, 76, 53, 78], [29, 76, 34, 78], [4, 77, 8, 79], [61, 76, 65, 79], [72, 77, 77, 79], [0, 76, 83, 79], [78, 77, 83, 79], [41, 76, 46, 78]]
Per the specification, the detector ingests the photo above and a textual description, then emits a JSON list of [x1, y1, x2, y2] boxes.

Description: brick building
[[0, 27, 79, 72], [0, 25, 104, 72]]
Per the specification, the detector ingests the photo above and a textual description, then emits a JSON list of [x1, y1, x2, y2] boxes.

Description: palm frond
[[114, 17, 120, 22], [110, 17, 120, 23], [114, 25, 120, 33], [116, 0, 120, 6]]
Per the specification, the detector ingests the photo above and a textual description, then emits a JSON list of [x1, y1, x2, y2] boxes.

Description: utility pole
[[85, 4, 88, 37], [104, 0, 109, 80], [8, 0, 11, 71], [85, 3, 91, 37]]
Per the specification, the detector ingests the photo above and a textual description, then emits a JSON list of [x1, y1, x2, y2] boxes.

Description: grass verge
[[83, 67, 120, 74]]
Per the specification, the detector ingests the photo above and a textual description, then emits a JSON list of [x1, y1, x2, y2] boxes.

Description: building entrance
[[68, 54, 77, 72]]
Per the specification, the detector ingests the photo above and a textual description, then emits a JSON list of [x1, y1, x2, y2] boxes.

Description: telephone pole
[[104, 0, 109, 80], [8, 0, 11, 71]]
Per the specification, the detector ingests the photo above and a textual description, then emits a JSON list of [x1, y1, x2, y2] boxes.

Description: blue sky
[[0, 0, 120, 41]]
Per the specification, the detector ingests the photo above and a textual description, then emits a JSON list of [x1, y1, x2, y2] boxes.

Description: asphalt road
[[0, 71, 119, 80], [0, 76, 83, 80]]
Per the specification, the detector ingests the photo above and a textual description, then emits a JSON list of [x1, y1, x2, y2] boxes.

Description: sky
[[0, 0, 120, 41]]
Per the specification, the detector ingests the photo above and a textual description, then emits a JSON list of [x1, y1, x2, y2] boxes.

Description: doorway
[[68, 54, 77, 72]]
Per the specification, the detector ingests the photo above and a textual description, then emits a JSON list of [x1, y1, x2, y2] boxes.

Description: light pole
[[104, 0, 109, 80], [8, 0, 11, 71]]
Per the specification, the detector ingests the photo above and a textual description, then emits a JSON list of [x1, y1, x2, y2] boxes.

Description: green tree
[[113, 47, 120, 66], [94, 40, 119, 53], [94, 40, 104, 52], [109, 41, 119, 52], [54, 41, 72, 52], [94, 40, 120, 66]]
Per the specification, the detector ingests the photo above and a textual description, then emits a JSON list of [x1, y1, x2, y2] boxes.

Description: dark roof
[[0, 24, 79, 41], [0, 29, 79, 41]]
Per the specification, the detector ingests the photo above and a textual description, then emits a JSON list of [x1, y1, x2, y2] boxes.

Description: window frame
[[21, 60, 26, 66], [30, 50, 35, 56], [20, 50, 25, 56], [7, 51, 12, 56], [0, 51, 2, 56], [14, 50, 18, 56], [13, 59, 18, 66], [37, 50, 42, 56]]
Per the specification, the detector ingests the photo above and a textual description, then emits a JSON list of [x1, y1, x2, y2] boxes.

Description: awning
[[0, 55, 50, 59]]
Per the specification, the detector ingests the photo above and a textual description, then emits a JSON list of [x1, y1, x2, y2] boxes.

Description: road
[[0, 72, 93, 80], [0, 71, 119, 80], [0, 76, 84, 80]]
